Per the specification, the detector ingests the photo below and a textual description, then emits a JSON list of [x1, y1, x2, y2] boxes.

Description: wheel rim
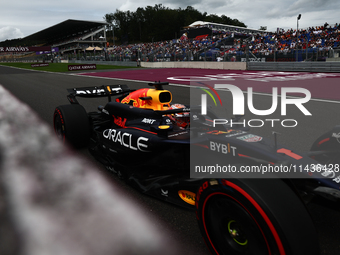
[[227, 220, 248, 246], [203, 194, 272, 255]]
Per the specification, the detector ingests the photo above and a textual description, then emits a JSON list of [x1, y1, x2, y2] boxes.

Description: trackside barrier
[[0, 85, 181, 255], [140, 61, 340, 72], [68, 60, 138, 67], [65, 59, 340, 72], [141, 61, 247, 70], [248, 62, 340, 72]]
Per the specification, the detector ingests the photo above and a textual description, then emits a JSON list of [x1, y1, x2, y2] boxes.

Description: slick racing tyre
[[53, 104, 90, 149], [196, 178, 319, 255]]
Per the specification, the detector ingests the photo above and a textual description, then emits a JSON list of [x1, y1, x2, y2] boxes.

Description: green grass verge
[[0, 62, 138, 72]]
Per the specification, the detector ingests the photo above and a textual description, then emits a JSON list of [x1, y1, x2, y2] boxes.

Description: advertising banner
[[68, 64, 97, 71], [31, 63, 49, 68], [0, 46, 53, 53]]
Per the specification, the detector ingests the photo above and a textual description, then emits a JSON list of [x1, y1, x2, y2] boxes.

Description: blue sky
[[1, 0, 339, 42]]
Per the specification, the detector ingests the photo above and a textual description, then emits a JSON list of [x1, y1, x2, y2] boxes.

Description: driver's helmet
[[167, 104, 190, 129]]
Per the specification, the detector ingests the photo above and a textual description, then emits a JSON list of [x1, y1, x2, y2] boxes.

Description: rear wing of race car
[[67, 84, 134, 104]]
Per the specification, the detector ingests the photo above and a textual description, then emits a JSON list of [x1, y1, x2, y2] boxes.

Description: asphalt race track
[[1, 65, 340, 254]]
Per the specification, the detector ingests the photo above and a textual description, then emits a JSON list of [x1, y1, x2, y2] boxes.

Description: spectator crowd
[[105, 22, 340, 61], [2, 21, 338, 62]]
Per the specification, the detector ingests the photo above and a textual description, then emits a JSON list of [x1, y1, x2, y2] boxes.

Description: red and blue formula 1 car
[[53, 81, 340, 255]]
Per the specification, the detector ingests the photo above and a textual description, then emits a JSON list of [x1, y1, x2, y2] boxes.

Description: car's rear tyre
[[196, 178, 319, 255], [53, 104, 90, 149]]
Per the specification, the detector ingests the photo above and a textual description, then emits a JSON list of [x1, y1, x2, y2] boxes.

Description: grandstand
[[134, 21, 339, 62], [1, 18, 338, 63], [0, 19, 108, 62], [181, 21, 265, 39], [25, 19, 108, 54]]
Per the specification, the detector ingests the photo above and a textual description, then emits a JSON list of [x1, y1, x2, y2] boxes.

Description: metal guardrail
[[248, 61, 340, 72]]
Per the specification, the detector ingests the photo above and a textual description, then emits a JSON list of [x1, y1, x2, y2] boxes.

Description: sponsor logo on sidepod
[[178, 190, 196, 205]]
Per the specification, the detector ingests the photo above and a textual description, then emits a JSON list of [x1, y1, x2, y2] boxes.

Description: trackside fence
[[247, 62, 340, 72]]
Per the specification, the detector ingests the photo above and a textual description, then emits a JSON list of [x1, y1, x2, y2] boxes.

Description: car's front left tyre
[[53, 104, 90, 149]]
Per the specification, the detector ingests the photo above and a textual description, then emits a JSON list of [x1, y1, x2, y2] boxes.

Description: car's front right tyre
[[196, 178, 319, 255]]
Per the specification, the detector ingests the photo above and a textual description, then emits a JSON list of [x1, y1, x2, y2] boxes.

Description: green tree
[[103, 5, 247, 44]]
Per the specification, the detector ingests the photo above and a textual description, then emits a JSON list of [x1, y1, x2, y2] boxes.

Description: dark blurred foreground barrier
[[0, 85, 181, 255]]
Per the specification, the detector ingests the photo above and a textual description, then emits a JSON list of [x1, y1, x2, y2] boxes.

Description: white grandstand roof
[[187, 21, 265, 33], [188, 21, 210, 27]]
